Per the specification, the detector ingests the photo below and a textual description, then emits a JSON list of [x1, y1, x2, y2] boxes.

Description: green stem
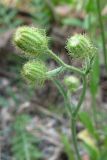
[[73, 76, 86, 117], [96, 0, 107, 69], [47, 49, 84, 76], [70, 76, 86, 160], [53, 79, 72, 114], [54, 79, 82, 160], [54, 77, 87, 160], [71, 118, 81, 160], [49, 50, 87, 160]]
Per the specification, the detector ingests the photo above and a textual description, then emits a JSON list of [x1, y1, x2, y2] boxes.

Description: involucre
[[13, 26, 49, 58]]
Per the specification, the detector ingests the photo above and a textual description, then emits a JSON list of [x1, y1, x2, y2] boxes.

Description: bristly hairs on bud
[[66, 34, 97, 60], [21, 60, 47, 86], [13, 26, 49, 58]]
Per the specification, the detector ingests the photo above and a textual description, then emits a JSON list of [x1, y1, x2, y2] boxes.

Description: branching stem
[[47, 49, 87, 160], [47, 49, 84, 76], [71, 76, 86, 160]]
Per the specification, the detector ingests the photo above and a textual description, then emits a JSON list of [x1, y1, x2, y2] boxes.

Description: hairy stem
[[47, 49, 84, 76], [70, 76, 86, 160], [96, 0, 107, 69], [72, 76, 86, 117], [53, 79, 72, 114], [56, 76, 86, 160], [49, 49, 87, 160], [71, 118, 81, 160]]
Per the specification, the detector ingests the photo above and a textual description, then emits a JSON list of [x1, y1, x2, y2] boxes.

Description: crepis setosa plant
[[13, 26, 97, 160]]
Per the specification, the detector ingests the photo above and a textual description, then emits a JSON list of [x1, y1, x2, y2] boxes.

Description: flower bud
[[22, 61, 47, 85], [13, 26, 48, 57], [66, 34, 96, 59], [64, 76, 80, 92]]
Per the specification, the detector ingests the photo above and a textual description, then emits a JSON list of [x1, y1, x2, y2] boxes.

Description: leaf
[[78, 129, 96, 148], [78, 129, 100, 160], [83, 142, 100, 160], [79, 112, 96, 137]]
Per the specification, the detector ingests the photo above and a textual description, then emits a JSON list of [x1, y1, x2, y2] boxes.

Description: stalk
[[72, 76, 86, 117], [96, 0, 107, 69], [71, 118, 81, 160], [47, 50, 87, 159], [54, 75, 87, 160], [71, 76, 86, 160], [47, 49, 84, 76]]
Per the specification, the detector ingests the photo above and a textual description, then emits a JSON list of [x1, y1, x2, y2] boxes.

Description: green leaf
[[83, 143, 100, 160], [79, 112, 96, 137]]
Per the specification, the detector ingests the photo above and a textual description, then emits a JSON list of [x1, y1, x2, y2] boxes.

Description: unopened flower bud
[[64, 76, 80, 92], [22, 61, 47, 85], [66, 34, 96, 59], [13, 26, 48, 57]]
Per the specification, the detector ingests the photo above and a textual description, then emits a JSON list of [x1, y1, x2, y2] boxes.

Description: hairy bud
[[64, 76, 80, 92], [22, 61, 47, 85], [13, 26, 48, 57], [66, 34, 97, 59]]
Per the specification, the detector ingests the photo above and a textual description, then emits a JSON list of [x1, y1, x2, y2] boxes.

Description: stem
[[71, 118, 81, 160], [72, 76, 87, 117], [54, 80, 82, 160], [96, 0, 107, 69], [49, 49, 87, 160], [47, 49, 84, 76], [70, 76, 86, 160], [53, 79, 72, 114]]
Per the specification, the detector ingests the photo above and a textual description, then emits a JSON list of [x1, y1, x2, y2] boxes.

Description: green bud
[[13, 26, 48, 57], [22, 60, 47, 85], [66, 34, 97, 59], [64, 76, 80, 92]]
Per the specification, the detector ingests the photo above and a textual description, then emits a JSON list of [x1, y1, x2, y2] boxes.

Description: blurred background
[[0, 0, 107, 160]]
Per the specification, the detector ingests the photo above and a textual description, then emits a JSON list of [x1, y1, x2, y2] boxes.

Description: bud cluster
[[13, 26, 97, 86]]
